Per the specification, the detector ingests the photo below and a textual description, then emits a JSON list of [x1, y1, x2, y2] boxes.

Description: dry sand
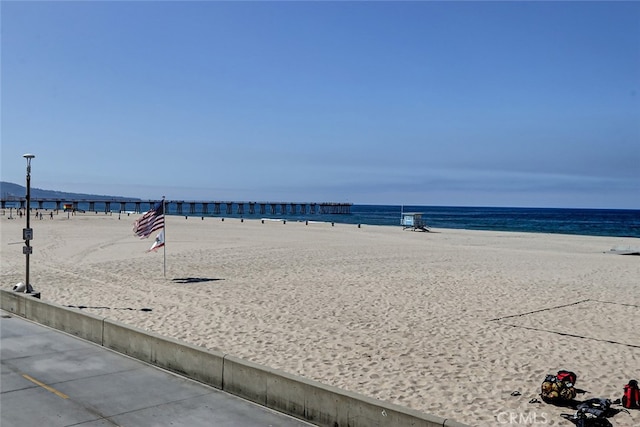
[[1, 211, 639, 426]]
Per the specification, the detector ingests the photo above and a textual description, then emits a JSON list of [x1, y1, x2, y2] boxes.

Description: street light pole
[[23, 153, 35, 293]]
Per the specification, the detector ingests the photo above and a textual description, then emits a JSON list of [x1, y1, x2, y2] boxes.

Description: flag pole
[[162, 196, 166, 278]]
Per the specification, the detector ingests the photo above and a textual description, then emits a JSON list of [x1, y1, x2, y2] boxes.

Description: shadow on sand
[[171, 277, 223, 284]]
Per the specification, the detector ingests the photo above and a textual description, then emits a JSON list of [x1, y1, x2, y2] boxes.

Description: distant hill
[[0, 181, 139, 201]]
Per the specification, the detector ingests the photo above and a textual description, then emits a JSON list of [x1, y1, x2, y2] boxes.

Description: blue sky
[[2, 1, 639, 209]]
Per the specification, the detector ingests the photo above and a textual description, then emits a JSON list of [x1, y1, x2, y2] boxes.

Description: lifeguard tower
[[401, 212, 430, 232]]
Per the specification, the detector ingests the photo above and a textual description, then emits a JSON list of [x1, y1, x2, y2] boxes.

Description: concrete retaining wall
[[0, 290, 469, 427], [222, 354, 466, 427], [102, 318, 224, 389], [0, 290, 25, 317]]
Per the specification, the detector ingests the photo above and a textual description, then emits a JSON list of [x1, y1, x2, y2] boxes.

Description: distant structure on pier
[[0, 197, 352, 216]]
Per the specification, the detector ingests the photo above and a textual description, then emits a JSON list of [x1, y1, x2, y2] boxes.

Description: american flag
[[133, 201, 165, 239]]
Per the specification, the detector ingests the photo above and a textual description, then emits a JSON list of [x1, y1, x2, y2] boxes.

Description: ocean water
[[168, 203, 638, 238], [350, 205, 640, 238], [18, 201, 640, 238]]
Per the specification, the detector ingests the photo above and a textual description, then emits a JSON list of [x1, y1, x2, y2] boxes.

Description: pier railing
[[0, 198, 352, 216]]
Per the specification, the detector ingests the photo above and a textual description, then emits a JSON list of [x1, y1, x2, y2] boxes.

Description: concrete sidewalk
[[0, 310, 313, 427]]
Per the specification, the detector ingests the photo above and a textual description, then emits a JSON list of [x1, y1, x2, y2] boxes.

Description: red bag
[[556, 370, 577, 386], [623, 380, 640, 409]]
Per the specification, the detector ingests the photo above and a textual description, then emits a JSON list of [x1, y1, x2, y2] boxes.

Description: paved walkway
[[0, 310, 313, 427]]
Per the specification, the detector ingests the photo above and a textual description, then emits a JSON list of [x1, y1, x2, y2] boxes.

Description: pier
[[0, 198, 352, 216]]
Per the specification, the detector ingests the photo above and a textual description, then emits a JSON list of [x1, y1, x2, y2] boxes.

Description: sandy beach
[[1, 211, 638, 426]]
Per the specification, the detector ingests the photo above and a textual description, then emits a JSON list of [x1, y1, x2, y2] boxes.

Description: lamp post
[[23, 153, 35, 293]]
